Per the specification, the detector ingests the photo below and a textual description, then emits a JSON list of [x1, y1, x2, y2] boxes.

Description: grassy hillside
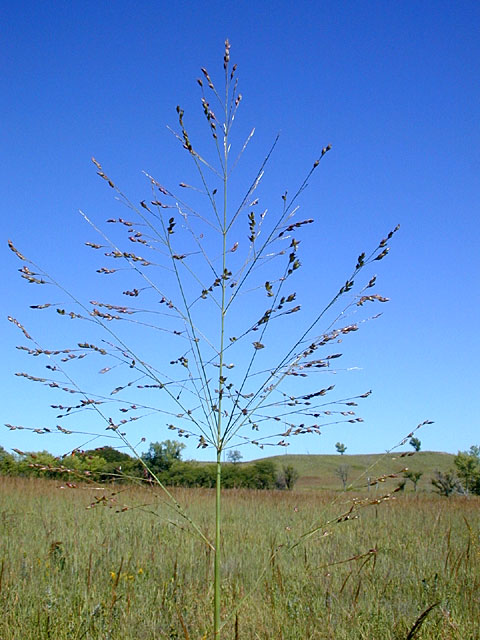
[[255, 451, 456, 492]]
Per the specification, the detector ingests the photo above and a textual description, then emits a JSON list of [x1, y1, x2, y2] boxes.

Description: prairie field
[[0, 476, 479, 639]]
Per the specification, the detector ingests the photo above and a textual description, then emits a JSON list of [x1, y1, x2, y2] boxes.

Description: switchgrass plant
[[1, 477, 479, 639], [7, 41, 412, 636]]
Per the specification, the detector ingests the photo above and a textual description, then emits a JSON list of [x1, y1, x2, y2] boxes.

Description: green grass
[[258, 451, 456, 491], [1, 476, 479, 639]]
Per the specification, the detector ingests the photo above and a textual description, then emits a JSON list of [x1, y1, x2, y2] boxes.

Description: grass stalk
[[212, 50, 231, 638], [214, 449, 222, 637]]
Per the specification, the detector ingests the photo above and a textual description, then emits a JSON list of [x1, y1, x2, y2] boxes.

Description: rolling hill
[[254, 451, 456, 491]]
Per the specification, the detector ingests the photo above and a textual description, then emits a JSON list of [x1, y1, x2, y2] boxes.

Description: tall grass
[[7, 40, 408, 636], [1, 478, 479, 639]]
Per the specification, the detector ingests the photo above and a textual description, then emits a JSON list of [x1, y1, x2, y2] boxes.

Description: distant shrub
[[431, 470, 462, 497]]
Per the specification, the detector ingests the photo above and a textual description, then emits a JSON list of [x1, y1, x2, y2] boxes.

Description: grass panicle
[[7, 41, 417, 638]]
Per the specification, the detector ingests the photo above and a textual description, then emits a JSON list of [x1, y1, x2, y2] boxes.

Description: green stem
[[214, 448, 222, 637], [214, 46, 230, 638]]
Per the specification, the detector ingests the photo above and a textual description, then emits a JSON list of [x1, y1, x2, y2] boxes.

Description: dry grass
[[0, 477, 478, 639]]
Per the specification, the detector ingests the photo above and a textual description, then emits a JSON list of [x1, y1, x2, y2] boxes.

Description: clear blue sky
[[2, 1, 479, 461]]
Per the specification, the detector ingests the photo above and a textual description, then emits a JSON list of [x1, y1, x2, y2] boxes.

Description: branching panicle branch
[[7, 42, 406, 640]]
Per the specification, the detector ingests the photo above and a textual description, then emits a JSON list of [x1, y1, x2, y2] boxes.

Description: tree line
[[2, 440, 479, 495], [0, 440, 299, 490], [431, 445, 480, 496]]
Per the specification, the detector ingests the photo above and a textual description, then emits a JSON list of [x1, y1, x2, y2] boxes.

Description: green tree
[[82, 446, 142, 481], [83, 446, 133, 464], [143, 440, 186, 474], [0, 446, 16, 475], [409, 437, 421, 452], [335, 442, 347, 455], [167, 460, 215, 488], [404, 470, 423, 492], [61, 453, 108, 479], [454, 447, 480, 494], [280, 464, 299, 490], [227, 450, 242, 464], [431, 471, 461, 497], [16, 450, 59, 477], [469, 445, 480, 458], [250, 460, 277, 489]]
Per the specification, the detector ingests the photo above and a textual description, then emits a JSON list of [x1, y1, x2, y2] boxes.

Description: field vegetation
[[0, 445, 463, 493], [0, 476, 479, 639]]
